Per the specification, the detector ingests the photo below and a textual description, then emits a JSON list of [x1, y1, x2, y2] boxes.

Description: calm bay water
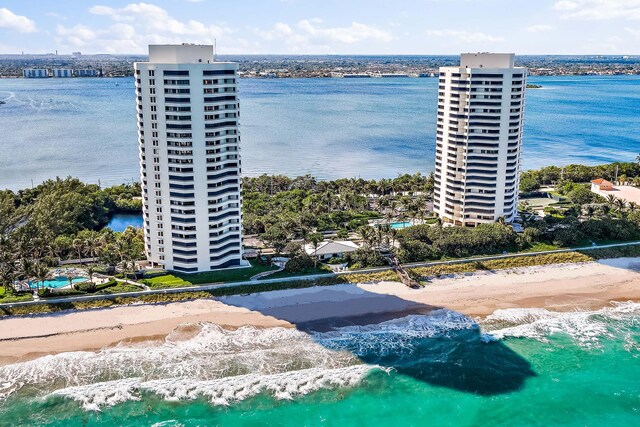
[[1, 75, 639, 190], [1, 302, 639, 426]]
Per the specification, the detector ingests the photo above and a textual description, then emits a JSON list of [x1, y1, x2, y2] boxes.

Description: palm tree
[[86, 265, 97, 292], [389, 228, 399, 249], [72, 238, 85, 264], [584, 204, 596, 219], [84, 231, 101, 260], [34, 263, 51, 293], [628, 202, 638, 213], [308, 232, 324, 268], [357, 226, 373, 248], [374, 225, 384, 248], [120, 259, 135, 285], [0, 255, 16, 295], [613, 198, 627, 215], [20, 258, 35, 284]]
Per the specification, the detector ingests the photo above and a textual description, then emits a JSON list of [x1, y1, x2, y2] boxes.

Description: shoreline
[[1, 257, 640, 366]]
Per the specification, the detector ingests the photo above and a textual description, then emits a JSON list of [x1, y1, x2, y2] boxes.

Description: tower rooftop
[[147, 44, 216, 64], [460, 53, 515, 69]]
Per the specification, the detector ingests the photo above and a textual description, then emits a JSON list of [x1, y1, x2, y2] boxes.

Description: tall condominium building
[[135, 44, 247, 273], [433, 53, 526, 227]]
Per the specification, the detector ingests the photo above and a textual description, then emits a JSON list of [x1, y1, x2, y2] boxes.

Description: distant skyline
[[1, 1, 640, 55]]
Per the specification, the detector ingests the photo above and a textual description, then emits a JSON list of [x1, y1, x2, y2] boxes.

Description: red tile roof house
[[590, 178, 614, 191]]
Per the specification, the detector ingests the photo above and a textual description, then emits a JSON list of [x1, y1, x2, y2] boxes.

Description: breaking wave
[[483, 301, 640, 348], [0, 323, 370, 409], [49, 365, 373, 411], [1, 303, 639, 410]]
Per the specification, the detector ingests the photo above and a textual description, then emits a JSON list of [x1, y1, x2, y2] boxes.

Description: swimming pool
[[30, 276, 88, 289], [390, 221, 412, 229]]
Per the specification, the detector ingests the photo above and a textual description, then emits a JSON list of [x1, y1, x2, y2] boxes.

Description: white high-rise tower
[[433, 53, 526, 227], [135, 44, 247, 273]]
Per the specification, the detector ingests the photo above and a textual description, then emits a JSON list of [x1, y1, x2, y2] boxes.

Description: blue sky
[[1, 0, 639, 55]]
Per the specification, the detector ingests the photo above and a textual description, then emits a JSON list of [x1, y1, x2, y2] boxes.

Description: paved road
[[2, 240, 639, 309]]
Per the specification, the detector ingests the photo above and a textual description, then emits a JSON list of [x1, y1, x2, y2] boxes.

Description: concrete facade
[[135, 44, 247, 273], [433, 53, 527, 226]]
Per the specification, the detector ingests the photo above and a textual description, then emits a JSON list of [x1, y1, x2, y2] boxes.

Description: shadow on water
[[220, 285, 536, 396]]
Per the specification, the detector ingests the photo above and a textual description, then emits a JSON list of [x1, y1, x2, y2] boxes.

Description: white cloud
[[252, 20, 393, 53], [296, 20, 393, 44], [55, 2, 233, 53], [553, 0, 640, 20], [0, 8, 36, 33], [527, 24, 553, 33], [553, 1, 579, 10], [625, 27, 640, 36], [426, 29, 504, 42], [45, 12, 67, 20]]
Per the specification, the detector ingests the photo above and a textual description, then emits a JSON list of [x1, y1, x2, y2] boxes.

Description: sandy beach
[[1, 257, 640, 365]]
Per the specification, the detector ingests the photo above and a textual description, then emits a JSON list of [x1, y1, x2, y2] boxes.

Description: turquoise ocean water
[[1, 302, 639, 426], [1, 75, 639, 190]]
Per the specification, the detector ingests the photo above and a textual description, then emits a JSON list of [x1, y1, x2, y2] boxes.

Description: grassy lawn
[[0, 287, 32, 303], [141, 260, 278, 289], [141, 275, 192, 289], [260, 265, 333, 280], [523, 242, 562, 252], [98, 282, 144, 294]]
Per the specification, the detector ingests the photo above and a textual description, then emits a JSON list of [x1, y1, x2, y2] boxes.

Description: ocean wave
[[0, 323, 359, 402], [49, 365, 375, 411], [316, 310, 478, 356], [2, 311, 473, 408], [3, 304, 639, 410], [483, 301, 640, 347]]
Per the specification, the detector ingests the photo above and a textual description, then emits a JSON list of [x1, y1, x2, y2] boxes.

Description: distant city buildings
[[135, 44, 247, 273], [76, 69, 98, 77], [52, 69, 72, 78], [22, 69, 48, 78], [21, 68, 99, 78], [433, 53, 527, 226]]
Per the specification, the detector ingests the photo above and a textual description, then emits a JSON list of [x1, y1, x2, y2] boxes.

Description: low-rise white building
[[305, 240, 360, 260]]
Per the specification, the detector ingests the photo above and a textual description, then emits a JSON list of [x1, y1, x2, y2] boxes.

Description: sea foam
[[0, 323, 362, 405], [3, 303, 639, 410], [483, 301, 640, 347], [50, 365, 373, 411]]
